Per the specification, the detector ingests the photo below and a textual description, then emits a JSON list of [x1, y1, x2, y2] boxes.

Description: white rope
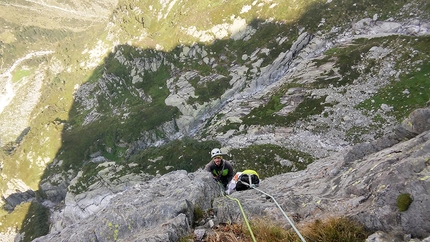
[[241, 180, 307, 242]]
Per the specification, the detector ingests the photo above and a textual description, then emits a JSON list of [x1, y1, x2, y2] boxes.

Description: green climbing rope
[[217, 182, 257, 242], [238, 181, 307, 242]]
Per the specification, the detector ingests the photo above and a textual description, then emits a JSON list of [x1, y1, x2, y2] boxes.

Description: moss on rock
[[397, 193, 413, 212]]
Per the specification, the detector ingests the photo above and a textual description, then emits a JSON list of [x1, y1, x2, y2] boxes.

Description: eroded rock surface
[[35, 171, 219, 241], [35, 125, 430, 241]]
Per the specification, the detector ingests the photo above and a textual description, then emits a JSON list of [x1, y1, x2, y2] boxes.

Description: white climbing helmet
[[210, 148, 225, 158]]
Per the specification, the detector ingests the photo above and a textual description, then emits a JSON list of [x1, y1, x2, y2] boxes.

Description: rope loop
[[239, 181, 307, 242], [214, 180, 306, 242], [217, 182, 257, 242]]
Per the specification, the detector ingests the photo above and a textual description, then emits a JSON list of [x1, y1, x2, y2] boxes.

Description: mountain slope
[[34, 118, 430, 241], [0, 0, 429, 240]]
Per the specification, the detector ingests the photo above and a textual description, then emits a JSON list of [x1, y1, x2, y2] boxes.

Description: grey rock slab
[[35, 170, 219, 242], [215, 130, 430, 238]]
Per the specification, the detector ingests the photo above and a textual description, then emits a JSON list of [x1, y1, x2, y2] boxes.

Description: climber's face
[[213, 156, 222, 166]]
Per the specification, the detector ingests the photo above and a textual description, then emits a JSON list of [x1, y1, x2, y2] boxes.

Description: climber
[[205, 148, 234, 188], [235, 169, 260, 191]]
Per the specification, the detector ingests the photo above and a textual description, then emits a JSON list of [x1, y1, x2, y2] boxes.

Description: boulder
[[2, 190, 35, 212]]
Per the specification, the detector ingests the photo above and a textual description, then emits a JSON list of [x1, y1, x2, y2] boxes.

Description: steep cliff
[[0, 0, 430, 241], [34, 109, 430, 241]]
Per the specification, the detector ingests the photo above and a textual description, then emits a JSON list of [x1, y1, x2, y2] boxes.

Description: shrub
[[193, 204, 205, 225]]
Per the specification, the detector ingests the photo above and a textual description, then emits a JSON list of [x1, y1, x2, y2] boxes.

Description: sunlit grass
[[114, 0, 320, 51], [204, 217, 370, 242], [0, 202, 31, 233], [12, 69, 31, 82]]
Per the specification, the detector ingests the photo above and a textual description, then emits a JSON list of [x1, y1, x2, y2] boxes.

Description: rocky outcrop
[[217, 129, 430, 240], [35, 171, 219, 241], [35, 122, 430, 241], [207, 18, 430, 160], [345, 107, 430, 162], [250, 32, 314, 92], [2, 190, 35, 212]]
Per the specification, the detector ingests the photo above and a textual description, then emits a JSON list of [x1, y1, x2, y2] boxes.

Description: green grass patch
[[189, 76, 232, 104], [68, 162, 105, 194], [127, 138, 221, 175], [243, 93, 331, 127], [357, 60, 430, 121], [397, 193, 413, 212], [12, 69, 31, 82], [229, 144, 314, 179], [226, 20, 297, 64], [314, 38, 387, 87], [88, 65, 105, 84], [58, 114, 154, 171], [216, 120, 242, 134], [18, 201, 50, 242]]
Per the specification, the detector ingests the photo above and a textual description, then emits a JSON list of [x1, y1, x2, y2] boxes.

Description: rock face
[[35, 110, 430, 241], [345, 107, 430, 163], [217, 129, 430, 239], [35, 171, 220, 241]]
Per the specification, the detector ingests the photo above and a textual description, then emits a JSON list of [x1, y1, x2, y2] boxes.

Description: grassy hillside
[[45, 0, 430, 194]]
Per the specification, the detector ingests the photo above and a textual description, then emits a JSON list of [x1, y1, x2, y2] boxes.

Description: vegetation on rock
[[199, 217, 370, 242], [397, 193, 413, 212]]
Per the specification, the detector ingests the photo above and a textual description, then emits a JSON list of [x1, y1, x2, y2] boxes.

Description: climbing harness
[[209, 158, 225, 179], [217, 182, 257, 242], [241, 181, 307, 242]]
